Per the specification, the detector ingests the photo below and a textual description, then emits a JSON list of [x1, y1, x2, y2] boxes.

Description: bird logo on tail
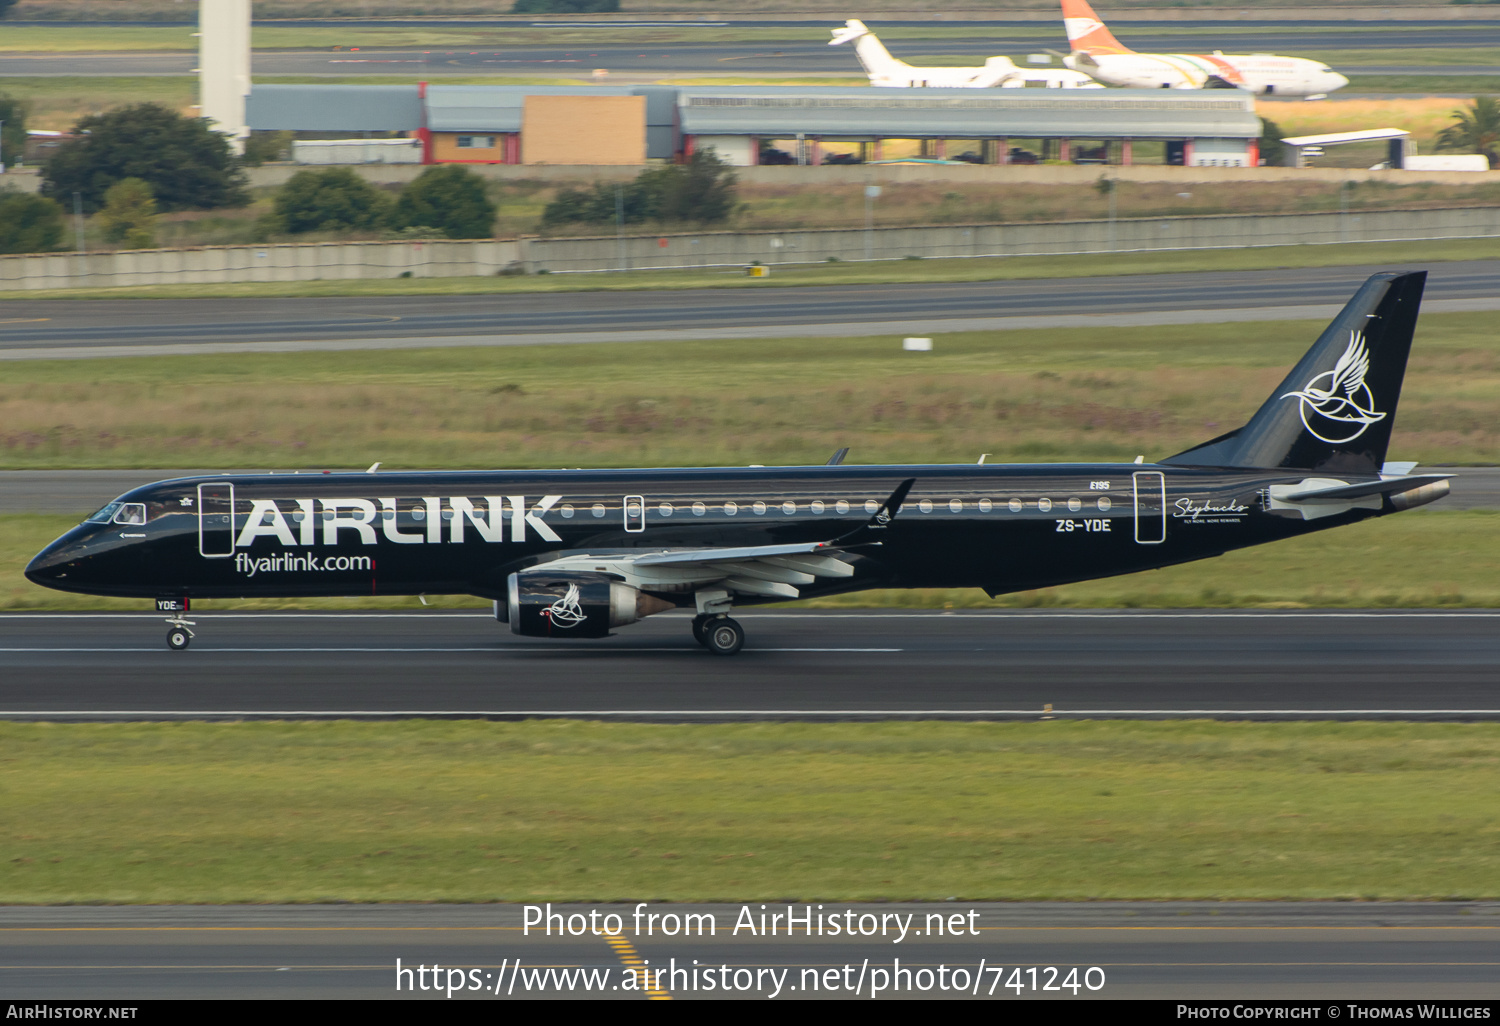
[[1280, 331, 1387, 444]]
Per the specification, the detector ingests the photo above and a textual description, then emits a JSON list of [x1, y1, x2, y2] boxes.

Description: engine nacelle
[[505, 571, 672, 638]]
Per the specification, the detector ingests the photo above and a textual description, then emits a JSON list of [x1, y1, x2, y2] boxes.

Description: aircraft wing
[[540, 543, 857, 600], [530, 478, 914, 600]]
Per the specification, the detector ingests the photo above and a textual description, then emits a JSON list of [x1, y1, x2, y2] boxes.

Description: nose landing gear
[[165, 616, 195, 651]]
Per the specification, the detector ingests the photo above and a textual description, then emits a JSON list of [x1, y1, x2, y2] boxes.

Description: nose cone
[[25, 530, 90, 590], [1327, 71, 1348, 92]]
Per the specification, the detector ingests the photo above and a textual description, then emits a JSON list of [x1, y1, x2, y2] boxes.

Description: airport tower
[[198, 0, 251, 153]]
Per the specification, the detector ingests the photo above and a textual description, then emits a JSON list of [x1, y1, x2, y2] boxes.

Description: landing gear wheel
[[167, 628, 191, 651], [703, 616, 744, 657], [691, 614, 713, 647]]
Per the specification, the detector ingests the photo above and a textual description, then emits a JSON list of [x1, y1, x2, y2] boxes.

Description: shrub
[[0, 192, 65, 254], [269, 167, 394, 234], [541, 148, 738, 228], [95, 177, 158, 249], [392, 165, 497, 239], [41, 103, 247, 212]]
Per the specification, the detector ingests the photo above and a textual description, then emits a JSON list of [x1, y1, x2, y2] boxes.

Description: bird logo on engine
[[541, 583, 587, 629]]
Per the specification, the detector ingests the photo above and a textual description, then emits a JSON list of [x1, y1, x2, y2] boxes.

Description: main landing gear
[[692, 614, 744, 656]]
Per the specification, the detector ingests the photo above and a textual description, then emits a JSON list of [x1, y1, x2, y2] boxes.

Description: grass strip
[[3, 720, 1498, 903], [1344, 75, 1500, 95], [6, 510, 1495, 612], [4, 238, 1500, 303], [2, 310, 1498, 469]]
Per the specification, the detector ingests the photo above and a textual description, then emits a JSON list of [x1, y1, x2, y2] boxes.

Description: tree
[[95, 178, 158, 250], [269, 167, 394, 234], [1435, 96, 1500, 169], [0, 192, 65, 254], [1258, 116, 1287, 168], [0, 0, 18, 17], [392, 165, 497, 239], [42, 103, 248, 212], [0, 93, 26, 170], [541, 149, 738, 228]]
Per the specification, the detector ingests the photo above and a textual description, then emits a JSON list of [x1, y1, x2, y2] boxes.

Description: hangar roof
[[675, 87, 1261, 140], [425, 85, 638, 132], [247, 84, 423, 132]]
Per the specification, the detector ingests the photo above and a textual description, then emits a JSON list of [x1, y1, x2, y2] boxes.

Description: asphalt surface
[[3, 610, 1498, 719], [4, 262, 1500, 360], [3, 466, 1493, 515], [4, 902, 1498, 1000], [5, 25, 1500, 78]]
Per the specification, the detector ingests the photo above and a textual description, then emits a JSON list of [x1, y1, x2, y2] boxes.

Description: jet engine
[[498, 571, 674, 638]]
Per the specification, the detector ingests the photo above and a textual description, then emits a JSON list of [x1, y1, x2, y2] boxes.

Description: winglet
[[826, 447, 850, 466], [832, 477, 915, 544]]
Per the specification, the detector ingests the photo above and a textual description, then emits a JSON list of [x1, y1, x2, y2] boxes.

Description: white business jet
[[830, 19, 1100, 89]]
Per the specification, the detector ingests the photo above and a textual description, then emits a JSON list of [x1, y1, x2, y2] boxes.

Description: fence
[[1, 206, 1497, 291]]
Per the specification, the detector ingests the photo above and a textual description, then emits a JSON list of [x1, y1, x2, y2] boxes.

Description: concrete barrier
[[0, 239, 522, 291], [1, 206, 1496, 291], [522, 206, 1500, 273], [244, 163, 1500, 189]]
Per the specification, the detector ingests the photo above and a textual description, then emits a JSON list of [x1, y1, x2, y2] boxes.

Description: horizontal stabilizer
[[1276, 474, 1449, 504]]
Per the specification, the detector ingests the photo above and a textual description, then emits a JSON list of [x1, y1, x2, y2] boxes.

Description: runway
[[3, 902, 1497, 1000], [4, 610, 1499, 720], [3, 262, 1499, 360], [6, 24, 1500, 78]]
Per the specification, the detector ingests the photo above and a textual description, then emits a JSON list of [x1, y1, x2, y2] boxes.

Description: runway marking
[[5, 612, 1500, 620], [6, 709, 1500, 718], [0, 646, 901, 653], [605, 933, 671, 1000]]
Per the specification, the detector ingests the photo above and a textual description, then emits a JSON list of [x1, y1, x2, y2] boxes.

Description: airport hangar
[[245, 84, 1264, 168]]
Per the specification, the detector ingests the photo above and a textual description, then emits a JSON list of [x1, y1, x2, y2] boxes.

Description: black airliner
[[26, 271, 1449, 655]]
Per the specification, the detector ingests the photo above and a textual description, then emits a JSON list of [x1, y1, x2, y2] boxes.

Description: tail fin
[[830, 19, 905, 76], [1061, 0, 1134, 55], [1161, 271, 1426, 473]]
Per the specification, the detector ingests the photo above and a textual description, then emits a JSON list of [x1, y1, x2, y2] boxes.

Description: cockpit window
[[85, 501, 122, 524], [112, 503, 147, 525]]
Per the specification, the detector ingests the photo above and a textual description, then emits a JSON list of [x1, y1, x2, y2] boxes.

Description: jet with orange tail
[[1060, 0, 1347, 98]]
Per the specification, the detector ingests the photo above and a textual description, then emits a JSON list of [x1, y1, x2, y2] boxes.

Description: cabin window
[[753, 501, 767, 515], [591, 504, 606, 518], [811, 501, 825, 514], [864, 500, 879, 514], [1068, 498, 1082, 512], [836, 500, 850, 514], [1038, 498, 1053, 512], [112, 503, 147, 525], [949, 499, 963, 512], [1098, 496, 1112, 512], [86, 501, 122, 524], [1008, 498, 1023, 512], [919, 500, 933, 513], [657, 503, 672, 517], [781, 501, 796, 515], [692, 502, 706, 517], [560, 504, 574, 518], [979, 499, 992, 512], [725, 502, 738, 516]]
